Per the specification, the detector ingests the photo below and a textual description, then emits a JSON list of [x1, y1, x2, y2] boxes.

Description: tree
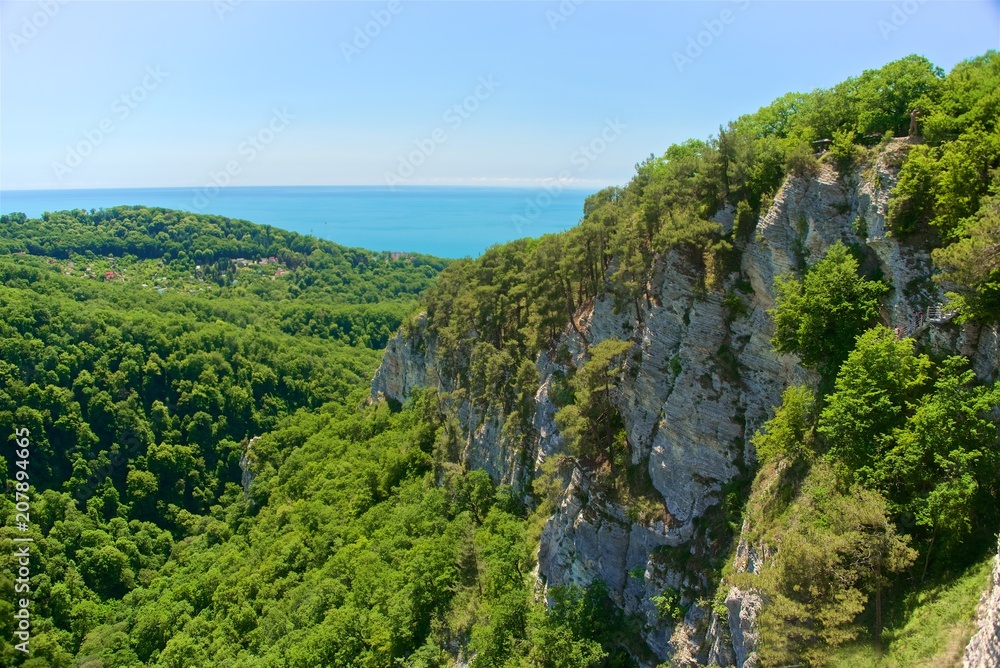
[[820, 328, 1000, 572], [521, 584, 609, 668], [752, 385, 816, 465], [77, 545, 135, 599], [852, 54, 943, 137], [784, 141, 820, 179], [126, 469, 159, 518], [933, 192, 1000, 320], [456, 469, 495, 523], [756, 464, 916, 666], [771, 242, 887, 378], [818, 326, 931, 483], [887, 144, 937, 234], [878, 357, 1000, 570], [555, 338, 633, 483], [829, 129, 859, 173], [849, 495, 918, 656], [469, 509, 532, 668]]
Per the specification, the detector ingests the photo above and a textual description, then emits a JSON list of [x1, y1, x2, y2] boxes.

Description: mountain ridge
[[369, 105, 1000, 665]]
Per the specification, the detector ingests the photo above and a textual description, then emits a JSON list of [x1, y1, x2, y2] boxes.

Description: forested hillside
[[1, 52, 999, 668]]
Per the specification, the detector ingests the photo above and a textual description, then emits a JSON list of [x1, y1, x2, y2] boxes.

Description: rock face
[[371, 313, 441, 403], [724, 587, 762, 668], [239, 436, 260, 500], [964, 538, 1000, 668], [708, 521, 772, 668], [370, 141, 1000, 665], [536, 467, 679, 658]]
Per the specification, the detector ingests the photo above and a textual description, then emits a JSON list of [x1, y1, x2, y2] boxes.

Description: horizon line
[[0, 180, 617, 194]]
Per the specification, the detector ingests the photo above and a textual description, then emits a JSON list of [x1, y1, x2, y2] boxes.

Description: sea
[[0, 186, 594, 259]]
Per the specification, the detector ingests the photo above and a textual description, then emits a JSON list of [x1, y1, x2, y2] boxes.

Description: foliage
[[3, 52, 1000, 667], [555, 338, 633, 474], [0, 379, 623, 667], [0, 206, 448, 296], [747, 322, 999, 663], [886, 52, 1000, 240], [519, 583, 614, 668], [751, 385, 815, 465], [826, 554, 994, 668], [887, 144, 938, 235], [0, 256, 396, 525], [933, 191, 1000, 320], [0, 206, 637, 666], [418, 54, 989, 382], [770, 242, 887, 378], [829, 129, 860, 173], [819, 328, 1000, 568], [784, 142, 820, 179], [818, 327, 932, 480], [650, 587, 685, 623], [753, 464, 916, 667]]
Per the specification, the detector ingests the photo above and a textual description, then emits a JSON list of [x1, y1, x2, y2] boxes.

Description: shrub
[[785, 141, 821, 179]]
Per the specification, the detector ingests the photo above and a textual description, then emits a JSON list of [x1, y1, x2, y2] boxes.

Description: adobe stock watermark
[[11, 427, 32, 655], [877, 0, 927, 40], [673, 0, 750, 74], [384, 75, 500, 188], [192, 108, 295, 210], [512, 117, 626, 234], [214, 0, 243, 22], [546, 0, 586, 31], [6, 0, 70, 54], [52, 66, 168, 182], [341, 0, 404, 63]]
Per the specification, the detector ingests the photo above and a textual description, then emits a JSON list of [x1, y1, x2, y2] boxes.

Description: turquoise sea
[[0, 186, 594, 258]]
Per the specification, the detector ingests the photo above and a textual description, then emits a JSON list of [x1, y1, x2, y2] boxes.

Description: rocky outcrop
[[239, 436, 260, 500], [371, 313, 441, 404], [721, 524, 771, 667], [370, 141, 1000, 665], [964, 538, 1000, 668], [537, 467, 679, 658], [724, 588, 762, 668], [703, 517, 771, 668]]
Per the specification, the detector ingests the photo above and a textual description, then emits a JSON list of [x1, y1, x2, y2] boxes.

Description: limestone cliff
[[964, 538, 1000, 668], [370, 139, 1000, 665]]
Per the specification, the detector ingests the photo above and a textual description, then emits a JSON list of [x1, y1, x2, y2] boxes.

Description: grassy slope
[[828, 553, 993, 668]]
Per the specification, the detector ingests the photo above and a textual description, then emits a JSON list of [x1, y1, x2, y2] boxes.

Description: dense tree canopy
[[0, 208, 628, 667], [744, 325, 999, 666], [770, 242, 887, 377]]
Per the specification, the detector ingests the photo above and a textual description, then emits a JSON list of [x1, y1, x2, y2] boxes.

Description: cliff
[[370, 139, 1000, 665], [964, 538, 1000, 668]]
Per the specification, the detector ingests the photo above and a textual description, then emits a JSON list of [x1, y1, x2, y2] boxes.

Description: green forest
[[2, 51, 999, 667]]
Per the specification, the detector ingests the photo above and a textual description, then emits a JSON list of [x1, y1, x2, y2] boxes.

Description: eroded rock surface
[[964, 538, 1000, 668]]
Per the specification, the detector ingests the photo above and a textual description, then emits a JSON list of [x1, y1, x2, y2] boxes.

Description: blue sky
[[1, 0, 998, 191]]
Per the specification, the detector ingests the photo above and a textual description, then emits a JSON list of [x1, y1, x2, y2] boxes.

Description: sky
[[1, 0, 998, 191]]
